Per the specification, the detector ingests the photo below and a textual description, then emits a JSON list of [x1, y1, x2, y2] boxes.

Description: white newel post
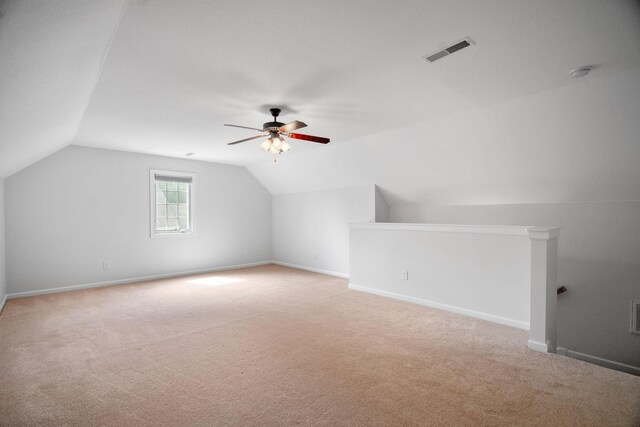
[[527, 226, 561, 353]]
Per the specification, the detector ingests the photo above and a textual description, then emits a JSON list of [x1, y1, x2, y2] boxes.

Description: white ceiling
[[249, 66, 640, 205], [0, 0, 127, 177], [2, 0, 640, 205]]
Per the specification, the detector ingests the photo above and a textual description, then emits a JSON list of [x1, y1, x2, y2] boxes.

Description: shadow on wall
[[557, 258, 640, 367]]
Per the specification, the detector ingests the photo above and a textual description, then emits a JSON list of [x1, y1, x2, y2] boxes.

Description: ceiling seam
[[69, 0, 131, 147]]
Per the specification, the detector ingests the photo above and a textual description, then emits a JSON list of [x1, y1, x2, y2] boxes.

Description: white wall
[[391, 201, 640, 369], [272, 186, 375, 276], [349, 224, 532, 330], [0, 179, 6, 310], [5, 146, 272, 295]]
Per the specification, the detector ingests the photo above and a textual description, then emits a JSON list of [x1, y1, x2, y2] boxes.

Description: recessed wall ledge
[[349, 222, 560, 237]]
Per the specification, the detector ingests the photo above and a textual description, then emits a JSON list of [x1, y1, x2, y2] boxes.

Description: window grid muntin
[[151, 171, 193, 236], [155, 180, 190, 232]]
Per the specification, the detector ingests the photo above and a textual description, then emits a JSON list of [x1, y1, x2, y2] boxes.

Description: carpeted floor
[[0, 264, 639, 426]]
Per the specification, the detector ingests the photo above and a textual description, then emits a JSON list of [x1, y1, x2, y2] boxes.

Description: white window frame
[[149, 169, 195, 238]]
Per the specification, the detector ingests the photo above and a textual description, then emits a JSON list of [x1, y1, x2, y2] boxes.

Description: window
[[150, 170, 194, 236]]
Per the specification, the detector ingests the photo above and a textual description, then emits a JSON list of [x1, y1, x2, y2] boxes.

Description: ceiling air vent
[[424, 37, 474, 63]]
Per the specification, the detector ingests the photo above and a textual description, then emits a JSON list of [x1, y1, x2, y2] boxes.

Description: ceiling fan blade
[[227, 134, 267, 145], [279, 120, 307, 133], [287, 133, 330, 144], [224, 124, 265, 132]]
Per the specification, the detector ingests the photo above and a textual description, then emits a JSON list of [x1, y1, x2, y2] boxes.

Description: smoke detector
[[423, 37, 475, 63], [569, 66, 592, 78]]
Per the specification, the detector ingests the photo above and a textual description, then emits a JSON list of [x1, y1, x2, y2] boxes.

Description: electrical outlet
[[401, 270, 408, 280], [103, 261, 112, 270]]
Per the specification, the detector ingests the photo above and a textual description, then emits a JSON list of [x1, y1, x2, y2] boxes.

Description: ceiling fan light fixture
[[225, 108, 329, 158], [263, 134, 290, 155], [260, 139, 272, 152], [271, 135, 283, 151]]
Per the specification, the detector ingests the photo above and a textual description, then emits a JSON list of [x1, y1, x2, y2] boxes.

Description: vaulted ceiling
[[0, 0, 127, 178], [2, 0, 639, 205]]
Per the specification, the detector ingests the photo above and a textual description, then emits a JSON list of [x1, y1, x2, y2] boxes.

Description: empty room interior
[[1, 0, 640, 425]]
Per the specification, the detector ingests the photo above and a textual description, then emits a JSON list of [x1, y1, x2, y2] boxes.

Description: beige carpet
[[0, 264, 639, 426]]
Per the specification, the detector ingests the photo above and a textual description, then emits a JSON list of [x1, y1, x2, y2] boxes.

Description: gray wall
[[390, 201, 640, 369], [5, 146, 272, 295], [374, 186, 389, 222], [0, 179, 5, 307], [272, 186, 375, 276]]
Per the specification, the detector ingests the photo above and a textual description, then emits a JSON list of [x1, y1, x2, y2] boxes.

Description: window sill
[[150, 231, 194, 238]]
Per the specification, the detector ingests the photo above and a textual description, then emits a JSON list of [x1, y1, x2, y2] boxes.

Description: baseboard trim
[[348, 282, 530, 331], [527, 339, 551, 353], [272, 261, 349, 279], [6, 261, 273, 300], [556, 347, 640, 376]]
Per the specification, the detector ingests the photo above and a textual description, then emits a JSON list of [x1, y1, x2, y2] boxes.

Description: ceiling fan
[[224, 108, 330, 157]]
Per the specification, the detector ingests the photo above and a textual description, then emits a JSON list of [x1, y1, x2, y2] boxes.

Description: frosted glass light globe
[[260, 139, 272, 152]]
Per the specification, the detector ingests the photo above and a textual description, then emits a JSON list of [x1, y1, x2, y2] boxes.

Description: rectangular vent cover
[[424, 37, 474, 63], [632, 300, 640, 335]]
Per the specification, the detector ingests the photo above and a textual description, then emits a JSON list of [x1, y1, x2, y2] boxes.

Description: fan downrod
[[263, 108, 284, 131]]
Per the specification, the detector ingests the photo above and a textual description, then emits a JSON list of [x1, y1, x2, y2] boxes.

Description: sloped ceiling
[[2, 0, 640, 206], [0, 0, 127, 178], [249, 66, 640, 205]]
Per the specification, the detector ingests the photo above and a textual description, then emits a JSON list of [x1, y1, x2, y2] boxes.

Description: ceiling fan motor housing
[[263, 108, 284, 131], [263, 121, 285, 131]]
